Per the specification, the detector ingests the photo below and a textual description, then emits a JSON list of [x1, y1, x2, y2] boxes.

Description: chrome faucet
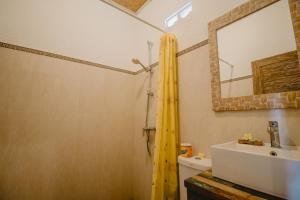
[[267, 121, 281, 148]]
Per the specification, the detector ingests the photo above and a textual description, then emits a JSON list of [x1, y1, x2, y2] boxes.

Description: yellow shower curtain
[[151, 34, 179, 200]]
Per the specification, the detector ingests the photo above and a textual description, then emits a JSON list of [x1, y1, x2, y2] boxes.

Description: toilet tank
[[178, 156, 211, 200]]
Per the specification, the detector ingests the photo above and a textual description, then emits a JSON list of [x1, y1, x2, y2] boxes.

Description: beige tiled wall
[[132, 67, 158, 200], [0, 47, 135, 200], [132, 44, 300, 200]]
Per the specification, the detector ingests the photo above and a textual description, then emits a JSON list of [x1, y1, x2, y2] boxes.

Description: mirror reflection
[[217, 0, 300, 98]]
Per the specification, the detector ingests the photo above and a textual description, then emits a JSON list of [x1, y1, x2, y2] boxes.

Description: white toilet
[[178, 156, 212, 200]]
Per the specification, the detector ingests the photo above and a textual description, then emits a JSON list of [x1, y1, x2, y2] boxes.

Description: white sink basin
[[211, 141, 300, 199]]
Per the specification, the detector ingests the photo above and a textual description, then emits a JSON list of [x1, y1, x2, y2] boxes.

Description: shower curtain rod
[[99, 0, 166, 34]]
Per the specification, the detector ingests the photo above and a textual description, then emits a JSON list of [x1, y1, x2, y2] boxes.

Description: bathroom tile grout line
[[0, 39, 209, 75]]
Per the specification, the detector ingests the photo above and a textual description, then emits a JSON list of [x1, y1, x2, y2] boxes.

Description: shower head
[[132, 58, 140, 65], [132, 58, 150, 72]]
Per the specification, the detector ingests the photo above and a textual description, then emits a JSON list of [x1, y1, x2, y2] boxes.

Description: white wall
[[138, 0, 247, 51], [221, 78, 253, 98], [0, 0, 162, 72]]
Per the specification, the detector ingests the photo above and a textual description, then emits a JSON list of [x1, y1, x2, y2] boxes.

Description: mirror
[[218, 0, 299, 98], [209, 0, 300, 111]]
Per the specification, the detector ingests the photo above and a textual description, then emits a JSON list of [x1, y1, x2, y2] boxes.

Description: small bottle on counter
[[180, 143, 193, 157]]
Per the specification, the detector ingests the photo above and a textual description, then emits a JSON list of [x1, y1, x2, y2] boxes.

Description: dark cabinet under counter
[[184, 170, 285, 200]]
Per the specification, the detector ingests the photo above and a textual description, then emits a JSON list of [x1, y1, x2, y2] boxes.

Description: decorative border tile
[[134, 61, 159, 74], [135, 39, 209, 74], [176, 40, 209, 57], [1, 39, 209, 76], [208, 0, 300, 111], [0, 42, 136, 75]]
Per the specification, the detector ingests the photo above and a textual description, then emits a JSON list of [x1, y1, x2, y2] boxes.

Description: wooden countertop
[[184, 170, 285, 200]]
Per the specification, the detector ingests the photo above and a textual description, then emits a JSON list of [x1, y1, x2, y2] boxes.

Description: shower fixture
[[132, 58, 151, 72], [132, 46, 156, 156], [219, 58, 234, 68]]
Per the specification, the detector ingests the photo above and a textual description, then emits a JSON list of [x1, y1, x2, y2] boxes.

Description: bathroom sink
[[211, 141, 300, 199]]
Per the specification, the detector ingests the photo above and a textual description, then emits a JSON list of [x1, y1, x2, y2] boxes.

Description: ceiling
[[112, 0, 149, 12]]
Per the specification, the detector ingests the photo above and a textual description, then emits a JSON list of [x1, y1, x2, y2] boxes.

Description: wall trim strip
[[0, 39, 209, 75], [220, 75, 253, 84], [135, 39, 209, 74], [0, 42, 136, 75], [134, 61, 159, 74], [177, 39, 209, 57]]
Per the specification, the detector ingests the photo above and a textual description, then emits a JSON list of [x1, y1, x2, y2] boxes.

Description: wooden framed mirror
[[209, 0, 300, 111]]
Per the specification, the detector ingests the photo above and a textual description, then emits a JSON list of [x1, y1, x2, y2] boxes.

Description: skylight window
[[165, 1, 192, 28]]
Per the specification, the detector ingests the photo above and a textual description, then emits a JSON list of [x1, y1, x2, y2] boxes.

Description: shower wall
[[0, 47, 135, 199], [133, 67, 158, 200]]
